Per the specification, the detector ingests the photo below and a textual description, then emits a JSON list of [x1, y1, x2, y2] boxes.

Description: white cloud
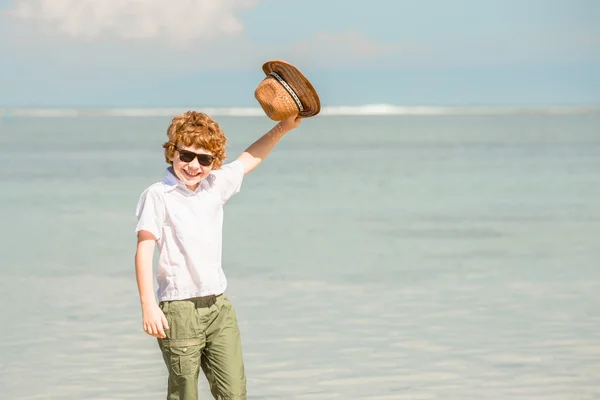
[[7, 0, 258, 45]]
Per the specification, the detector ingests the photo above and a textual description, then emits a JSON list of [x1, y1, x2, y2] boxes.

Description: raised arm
[[236, 114, 302, 174]]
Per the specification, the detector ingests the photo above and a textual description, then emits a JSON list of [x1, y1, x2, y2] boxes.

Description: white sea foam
[[1, 104, 599, 118]]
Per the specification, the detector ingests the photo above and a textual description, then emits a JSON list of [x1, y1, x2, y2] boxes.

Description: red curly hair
[[162, 111, 227, 169]]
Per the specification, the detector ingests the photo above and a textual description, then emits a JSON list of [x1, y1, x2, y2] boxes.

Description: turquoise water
[[1, 115, 599, 399]]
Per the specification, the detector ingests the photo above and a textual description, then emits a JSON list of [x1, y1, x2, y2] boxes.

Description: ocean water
[[0, 114, 599, 399]]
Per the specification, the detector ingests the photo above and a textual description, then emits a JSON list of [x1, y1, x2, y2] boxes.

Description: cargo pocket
[[166, 338, 203, 376]]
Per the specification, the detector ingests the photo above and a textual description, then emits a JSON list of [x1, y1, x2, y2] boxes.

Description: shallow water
[[1, 115, 599, 399]]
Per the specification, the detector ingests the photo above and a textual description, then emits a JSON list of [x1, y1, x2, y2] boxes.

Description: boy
[[134, 110, 301, 399]]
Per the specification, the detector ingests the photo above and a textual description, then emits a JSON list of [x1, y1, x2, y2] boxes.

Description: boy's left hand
[[279, 114, 302, 131]]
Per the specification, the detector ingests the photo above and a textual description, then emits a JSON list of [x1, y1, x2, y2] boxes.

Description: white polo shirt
[[135, 160, 245, 302]]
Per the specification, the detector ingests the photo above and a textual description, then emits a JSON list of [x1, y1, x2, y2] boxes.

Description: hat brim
[[262, 60, 321, 118]]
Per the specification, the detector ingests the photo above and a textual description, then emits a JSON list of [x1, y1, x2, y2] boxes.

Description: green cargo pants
[[158, 294, 247, 400]]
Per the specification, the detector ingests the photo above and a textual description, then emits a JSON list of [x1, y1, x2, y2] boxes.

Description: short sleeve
[[135, 186, 165, 241], [210, 160, 245, 203]]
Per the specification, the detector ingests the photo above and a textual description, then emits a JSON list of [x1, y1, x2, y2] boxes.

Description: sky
[[0, 0, 599, 107]]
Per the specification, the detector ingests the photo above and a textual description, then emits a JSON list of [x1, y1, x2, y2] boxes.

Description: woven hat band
[[269, 72, 304, 112]]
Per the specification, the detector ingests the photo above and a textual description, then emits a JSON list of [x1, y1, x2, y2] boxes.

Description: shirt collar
[[163, 167, 181, 192]]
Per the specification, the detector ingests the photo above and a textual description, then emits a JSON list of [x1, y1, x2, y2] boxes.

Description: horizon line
[[2, 104, 600, 118]]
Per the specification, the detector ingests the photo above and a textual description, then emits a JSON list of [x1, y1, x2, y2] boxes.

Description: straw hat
[[254, 60, 321, 121]]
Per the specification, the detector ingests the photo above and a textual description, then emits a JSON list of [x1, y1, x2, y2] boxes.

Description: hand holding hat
[[254, 60, 321, 121]]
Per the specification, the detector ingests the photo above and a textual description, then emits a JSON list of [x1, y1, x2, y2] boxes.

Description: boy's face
[[170, 144, 214, 191]]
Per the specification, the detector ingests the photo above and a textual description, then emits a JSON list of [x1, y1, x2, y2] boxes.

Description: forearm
[[134, 234, 169, 338], [237, 115, 301, 174], [135, 241, 156, 306], [237, 122, 290, 174]]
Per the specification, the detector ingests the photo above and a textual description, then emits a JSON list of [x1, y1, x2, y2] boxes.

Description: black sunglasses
[[177, 148, 214, 166]]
